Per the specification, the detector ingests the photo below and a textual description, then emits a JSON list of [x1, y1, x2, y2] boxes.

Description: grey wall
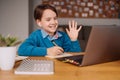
[[58, 18, 120, 26], [29, 0, 42, 32], [0, 0, 29, 40]]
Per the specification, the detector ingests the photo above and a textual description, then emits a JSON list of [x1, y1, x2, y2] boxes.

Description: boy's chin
[[48, 31, 55, 34], [50, 30, 56, 33]]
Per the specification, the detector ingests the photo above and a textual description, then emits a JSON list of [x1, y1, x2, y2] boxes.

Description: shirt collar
[[41, 29, 48, 38], [41, 29, 62, 41]]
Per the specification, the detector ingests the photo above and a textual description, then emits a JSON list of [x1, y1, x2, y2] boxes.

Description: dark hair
[[34, 4, 58, 21]]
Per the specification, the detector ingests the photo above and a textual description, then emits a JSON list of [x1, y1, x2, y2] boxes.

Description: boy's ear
[[36, 19, 41, 26]]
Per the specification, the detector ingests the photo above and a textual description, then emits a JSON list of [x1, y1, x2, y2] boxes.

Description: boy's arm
[[18, 41, 47, 56], [18, 31, 47, 56]]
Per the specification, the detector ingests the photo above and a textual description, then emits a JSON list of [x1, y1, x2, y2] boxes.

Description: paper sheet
[[45, 53, 73, 58]]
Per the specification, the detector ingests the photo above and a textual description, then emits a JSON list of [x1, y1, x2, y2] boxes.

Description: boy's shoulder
[[57, 30, 66, 34], [29, 29, 42, 37], [31, 29, 41, 34], [57, 30, 67, 36]]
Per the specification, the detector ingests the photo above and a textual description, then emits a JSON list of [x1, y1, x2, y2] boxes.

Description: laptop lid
[[81, 26, 120, 66], [57, 26, 120, 66]]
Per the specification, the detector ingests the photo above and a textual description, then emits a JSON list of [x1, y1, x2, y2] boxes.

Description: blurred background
[[0, 0, 120, 41]]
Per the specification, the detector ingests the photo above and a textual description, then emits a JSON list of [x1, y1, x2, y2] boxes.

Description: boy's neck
[[48, 32, 56, 37]]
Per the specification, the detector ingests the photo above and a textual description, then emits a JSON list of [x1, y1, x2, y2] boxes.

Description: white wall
[[0, 0, 29, 40]]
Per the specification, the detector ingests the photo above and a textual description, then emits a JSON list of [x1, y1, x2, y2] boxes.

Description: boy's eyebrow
[[45, 16, 57, 19]]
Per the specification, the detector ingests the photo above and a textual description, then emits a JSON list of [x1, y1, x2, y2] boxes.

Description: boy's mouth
[[49, 25, 57, 29]]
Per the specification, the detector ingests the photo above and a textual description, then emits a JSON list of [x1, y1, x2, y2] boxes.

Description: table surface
[[0, 53, 120, 80]]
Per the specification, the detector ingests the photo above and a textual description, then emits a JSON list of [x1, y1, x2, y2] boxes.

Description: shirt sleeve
[[62, 32, 82, 52]]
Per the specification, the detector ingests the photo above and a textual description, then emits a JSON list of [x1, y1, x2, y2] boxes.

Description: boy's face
[[37, 9, 58, 36]]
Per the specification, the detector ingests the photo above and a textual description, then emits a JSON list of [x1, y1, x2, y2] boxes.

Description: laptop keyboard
[[57, 55, 83, 66]]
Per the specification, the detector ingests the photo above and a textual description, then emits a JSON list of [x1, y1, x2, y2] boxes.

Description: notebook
[[57, 26, 120, 66], [14, 59, 54, 75], [45, 53, 72, 58]]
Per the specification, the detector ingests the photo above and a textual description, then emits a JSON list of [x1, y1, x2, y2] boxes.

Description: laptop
[[57, 26, 120, 66]]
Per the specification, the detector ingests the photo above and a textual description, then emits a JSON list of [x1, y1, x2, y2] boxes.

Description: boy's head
[[34, 4, 59, 36], [34, 4, 58, 21]]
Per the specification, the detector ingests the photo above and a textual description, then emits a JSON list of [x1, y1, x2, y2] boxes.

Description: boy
[[18, 4, 82, 56]]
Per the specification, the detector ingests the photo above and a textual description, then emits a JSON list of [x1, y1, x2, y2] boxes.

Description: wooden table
[[0, 56, 120, 80]]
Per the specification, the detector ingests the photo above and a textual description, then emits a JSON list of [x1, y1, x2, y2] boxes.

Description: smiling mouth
[[49, 25, 57, 28]]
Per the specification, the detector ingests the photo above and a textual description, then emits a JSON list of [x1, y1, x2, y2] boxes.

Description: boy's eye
[[46, 19, 50, 21], [45, 18, 51, 21], [45, 17, 58, 21]]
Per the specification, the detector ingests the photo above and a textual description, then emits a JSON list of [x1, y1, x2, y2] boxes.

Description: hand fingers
[[77, 25, 82, 32], [69, 21, 72, 29], [69, 20, 78, 29], [72, 20, 74, 28], [65, 28, 69, 34], [56, 47, 64, 55], [58, 47, 64, 53], [53, 46, 64, 55], [69, 20, 75, 28], [75, 21, 77, 29]]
